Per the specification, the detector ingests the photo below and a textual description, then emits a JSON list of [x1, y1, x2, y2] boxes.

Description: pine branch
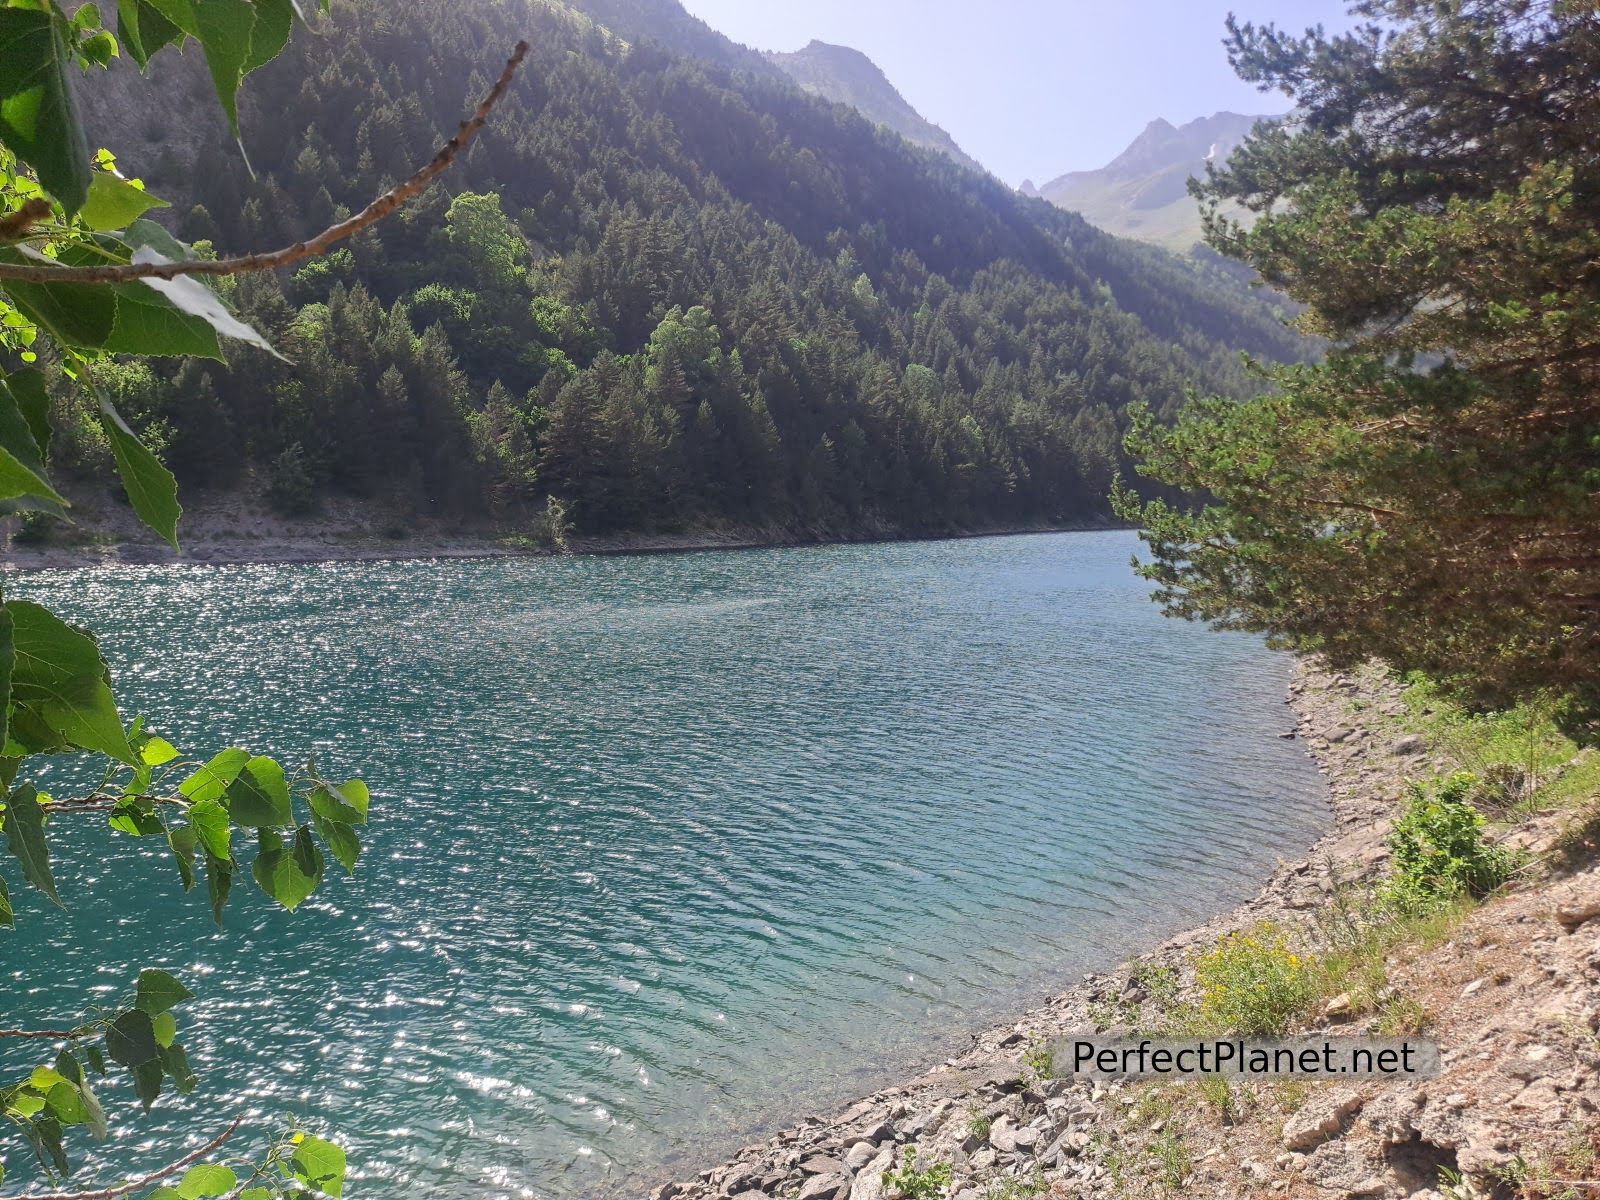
[[0, 41, 530, 285]]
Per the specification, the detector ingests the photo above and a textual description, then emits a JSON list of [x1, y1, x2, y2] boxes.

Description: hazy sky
[[676, 0, 1358, 185]]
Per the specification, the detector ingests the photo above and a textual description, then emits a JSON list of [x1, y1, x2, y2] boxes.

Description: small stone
[[1324, 992, 1354, 1018], [1282, 1092, 1364, 1152], [1556, 899, 1600, 931], [1391, 734, 1426, 756], [1461, 978, 1485, 997], [800, 1156, 847, 1176], [797, 1171, 849, 1200], [845, 1121, 895, 1147], [989, 1116, 1019, 1153], [845, 1142, 877, 1171]]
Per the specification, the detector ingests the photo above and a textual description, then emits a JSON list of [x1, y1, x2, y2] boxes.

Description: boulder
[[1282, 1092, 1365, 1152]]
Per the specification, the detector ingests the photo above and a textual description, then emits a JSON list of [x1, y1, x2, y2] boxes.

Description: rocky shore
[[649, 664, 1600, 1200], [0, 484, 1100, 571]]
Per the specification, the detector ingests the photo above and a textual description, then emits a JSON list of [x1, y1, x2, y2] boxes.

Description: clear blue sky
[[676, 0, 1358, 185]]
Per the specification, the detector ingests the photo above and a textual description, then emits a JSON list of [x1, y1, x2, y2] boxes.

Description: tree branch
[[0, 1029, 86, 1040], [17, 1117, 243, 1200], [0, 41, 530, 285], [0, 199, 52, 243]]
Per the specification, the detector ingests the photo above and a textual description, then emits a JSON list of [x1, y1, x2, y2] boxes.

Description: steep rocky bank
[[649, 664, 1599, 1200]]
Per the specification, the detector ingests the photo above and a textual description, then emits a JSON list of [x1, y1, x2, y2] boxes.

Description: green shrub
[[884, 1147, 952, 1200], [11, 510, 58, 545], [1191, 923, 1317, 1036], [1382, 772, 1520, 914]]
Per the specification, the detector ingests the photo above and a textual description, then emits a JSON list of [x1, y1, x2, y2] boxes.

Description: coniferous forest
[[62, 0, 1305, 538]]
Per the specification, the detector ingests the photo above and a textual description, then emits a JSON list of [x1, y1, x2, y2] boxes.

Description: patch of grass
[[981, 1171, 1049, 1200], [964, 1104, 992, 1141], [1195, 1075, 1242, 1124], [1492, 1122, 1600, 1200], [1131, 961, 1181, 1008], [1395, 674, 1578, 783], [1021, 1035, 1057, 1084], [1151, 1127, 1192, 1193], [883, 1146, 952, 1200]]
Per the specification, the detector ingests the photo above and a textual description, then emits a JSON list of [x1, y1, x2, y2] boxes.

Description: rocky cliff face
[[766, 41, 986, 174], [1035, 112, 1279, 252]]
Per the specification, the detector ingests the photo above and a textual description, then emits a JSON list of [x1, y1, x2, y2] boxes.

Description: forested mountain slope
[[766, 41, 986, 174], [64, 0, 1304, 538]]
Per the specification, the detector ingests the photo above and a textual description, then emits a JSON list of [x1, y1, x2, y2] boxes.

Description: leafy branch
[[0, 40, 530, 285]]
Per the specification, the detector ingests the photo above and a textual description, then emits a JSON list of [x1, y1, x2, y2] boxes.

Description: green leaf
[[30, 1066, 65, 1090], [177, 1163, 236, 1199], [98, 395, 181, 550], [316, 818, 360, 874], [116, 0, 185, 68], [108, 798, 163, 836], [139, 735, 179, 765], [0, 371, 64, 508], [85, 1044, 106, 1075], [225, 755, 290, 827], [135, 967, 194, 1014], [0, 7, 91, 214], [45, 1078, 88, 1125], [179, 747, 248, 803], [0, 873, 12, 928], [168, 824, 197, 890], [152, 1010, 177, 1047], [5, 600, 135, 763], [104, 1009, 158, 1067], [3, 784, 59, 904], [251, 825, 322, 911], [2, 368, 52, 463], [52, 1047, 82, 1086], [241, 0, 291, 74], [81, 171, 169, 232], [186, 797, 230, 860], [289, 1135, 346, 1198], [132, 1057, 162, 1110], [203, 848, 231, 924], [9, 1090, 45, 1118], [79, 30, 118, 66], [157, 1041, 196, 1092], [0, 249, 119, 349], [191, 0, 255, 135], [116, 0, 184, 67], [309, 777, 368, 825], [78, 1076, 108, 1140], [239, 1190, 272, 1200]]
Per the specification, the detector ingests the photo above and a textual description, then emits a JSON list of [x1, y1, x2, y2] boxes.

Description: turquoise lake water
[[2, 531, 1325, 1197]]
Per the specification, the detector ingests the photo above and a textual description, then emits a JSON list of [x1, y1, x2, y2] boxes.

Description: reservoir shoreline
[[642, 661, 1412, 1200]]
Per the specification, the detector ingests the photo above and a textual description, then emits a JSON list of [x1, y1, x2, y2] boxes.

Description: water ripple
[[4, 532, 1324, 1198]]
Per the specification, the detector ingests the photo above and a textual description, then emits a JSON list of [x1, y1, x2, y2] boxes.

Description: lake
[[2, 531, 1325, 1197]]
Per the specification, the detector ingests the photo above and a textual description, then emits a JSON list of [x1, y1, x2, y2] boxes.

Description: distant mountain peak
[[766, 40, 985, 175], [1034, 111, 1282, 251]]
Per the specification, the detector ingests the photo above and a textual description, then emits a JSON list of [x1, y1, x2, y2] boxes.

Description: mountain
[[64, 0, 1305, 542], [765, 41, 986, 175], [1036, 112, 1280, 251]]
